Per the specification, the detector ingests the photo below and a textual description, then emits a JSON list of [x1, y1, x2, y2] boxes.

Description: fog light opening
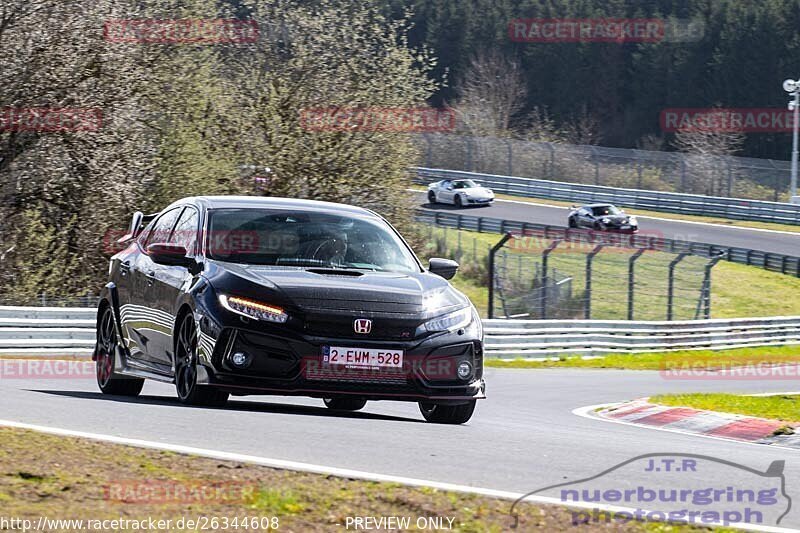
[[230, 351, 252, 369], [457, 361, 472, 380]]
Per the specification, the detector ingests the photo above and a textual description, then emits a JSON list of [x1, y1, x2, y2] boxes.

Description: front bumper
[[466, 197, 494, 205], [197, 321, 485, 403], [600, 223, 638, 233]]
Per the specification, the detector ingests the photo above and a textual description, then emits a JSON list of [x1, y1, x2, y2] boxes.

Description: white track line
[[408, 188, 800, 237], [0, 418, 795, 532], [572, 403, 800, 453]]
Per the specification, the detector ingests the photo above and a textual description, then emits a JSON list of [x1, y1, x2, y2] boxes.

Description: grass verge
[[484, 345, 800, 370], [648, 393, 800, 425], [0, 427, 717, 532]]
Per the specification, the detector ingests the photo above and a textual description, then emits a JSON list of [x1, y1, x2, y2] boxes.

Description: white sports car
[[427, 179, 495, 207]]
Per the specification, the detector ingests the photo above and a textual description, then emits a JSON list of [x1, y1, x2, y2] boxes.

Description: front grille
[[304, 318, 417, 340]]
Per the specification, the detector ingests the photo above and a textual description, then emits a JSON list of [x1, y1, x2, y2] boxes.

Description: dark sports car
[[567, 204, 639, 232], [95, 196, 484, 424]]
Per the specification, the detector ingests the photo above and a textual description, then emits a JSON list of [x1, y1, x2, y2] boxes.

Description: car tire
[[418, 400, 476, 424], [96, 306, 145, 397], [174, 314, 229, 407], [593, 221, 603, 231], [323, 398, 367, 411], [568, 217, 577, 228], [454, 195, 463, 208], [427, 191, 437, 204]]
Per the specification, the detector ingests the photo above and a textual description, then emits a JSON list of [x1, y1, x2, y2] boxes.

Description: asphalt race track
[[2, 369, 799, 529], [414, 192, 800, 257]]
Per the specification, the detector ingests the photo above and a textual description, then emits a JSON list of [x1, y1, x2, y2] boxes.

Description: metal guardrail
[[1, 307, 799, 359], [0, 307, 95, 357], [483, 317, 800, 357], [415, 209, 800, 278], [415, 167, 800, 225]]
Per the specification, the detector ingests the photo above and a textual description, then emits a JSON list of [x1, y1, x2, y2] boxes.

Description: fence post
[[726, 161, 733, 198], [585, 245, 604, 319], [637, 161, 643, 189], [701, 254, 724, 319], [422, 133, 433, 168], [488, 233, 514, 319], [506, 139, 513, 176], [627, 248, 646, 320], [540, 240, 562, 319], [667, 252, 690, 320], [680, 160, 687, 192]]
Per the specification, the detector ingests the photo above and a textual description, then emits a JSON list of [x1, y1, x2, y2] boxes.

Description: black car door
[[128, 207, 183, 365], [148, 206, 200, 365]]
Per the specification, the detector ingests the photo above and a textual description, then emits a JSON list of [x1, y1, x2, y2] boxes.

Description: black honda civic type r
[[95, 196, 484, 423]]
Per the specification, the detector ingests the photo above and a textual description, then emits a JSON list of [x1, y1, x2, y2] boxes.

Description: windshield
[[206, 208, 421, 273], [591, 205, 622, 216], [452, 179, 477, 189]]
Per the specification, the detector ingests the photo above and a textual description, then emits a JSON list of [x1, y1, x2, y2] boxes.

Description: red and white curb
[[592, 399, 800, 449]]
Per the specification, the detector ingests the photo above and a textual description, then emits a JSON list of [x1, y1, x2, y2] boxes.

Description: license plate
[[621, 225, 630, 229], [322, 346, 404, 369]]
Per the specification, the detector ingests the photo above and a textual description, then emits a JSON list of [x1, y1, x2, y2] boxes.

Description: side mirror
[[429, 258, 459, 280], [128, 211, 144, 238], [147, 243, 193, 268]]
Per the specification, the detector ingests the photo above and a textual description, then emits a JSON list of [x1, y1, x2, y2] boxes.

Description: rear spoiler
[[116, 211, 158, 244]]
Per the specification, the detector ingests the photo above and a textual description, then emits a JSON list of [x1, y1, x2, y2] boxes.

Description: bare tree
[[673, 118, 744, 196], [453, 49, 527, 136]]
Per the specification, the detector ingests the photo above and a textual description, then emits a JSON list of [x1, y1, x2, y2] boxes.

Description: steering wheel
[[310, 238, 347, 264]]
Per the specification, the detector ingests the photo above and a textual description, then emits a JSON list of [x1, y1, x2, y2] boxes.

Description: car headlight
[[219, 294, 288, 323], [423, 306, 473, 333], [602, 217, 611, 224], [628, 216, 638, 225]]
